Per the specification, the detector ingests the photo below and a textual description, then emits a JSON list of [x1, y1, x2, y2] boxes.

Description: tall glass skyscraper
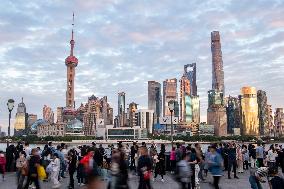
[[118, 92, 126, 127], [148, 81, 162, 123]]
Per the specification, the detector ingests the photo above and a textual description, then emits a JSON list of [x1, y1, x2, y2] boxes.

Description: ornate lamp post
[[7, 99, 15, 147], [168, 100, 175, 148]]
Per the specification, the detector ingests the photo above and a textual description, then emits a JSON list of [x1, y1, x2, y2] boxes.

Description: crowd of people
[[0, 141, 284, 189]]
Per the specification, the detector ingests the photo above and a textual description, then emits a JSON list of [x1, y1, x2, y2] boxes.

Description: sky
[[0, 0, 284, 133]]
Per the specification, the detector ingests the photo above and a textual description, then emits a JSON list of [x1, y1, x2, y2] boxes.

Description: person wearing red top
[[170, 147, 176, 174], [0, 150, 6, 181]]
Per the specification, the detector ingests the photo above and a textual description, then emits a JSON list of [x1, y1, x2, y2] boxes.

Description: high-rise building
[[184, 63, 197, 96], [14, 98, 28, 136], [211, 31, 225, 95], [136, 109, 154, 134], [163, 78, 178, 117], [82, 95, 113, 136], [180, 75, 191, 122], [148, 81, 162, 123], [56, 107, 64, 123], [257, 90, 269, 136], [274, 108, 284, 137], [65, 13, 78, 108], [43, 105, 54, 123], [226, 96, 241, 134], [128, 102, 138, 127], [267, 105, 274, 137], [118, 92, 126, 127], [27, 114, 37, 132], [240, 87, 259, 136], [207, 31, 227, 137]]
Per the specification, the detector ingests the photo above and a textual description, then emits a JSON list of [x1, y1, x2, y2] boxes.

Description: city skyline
[[0, 0, 284, 132]]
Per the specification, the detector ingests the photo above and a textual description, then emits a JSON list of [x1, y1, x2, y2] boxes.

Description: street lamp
[[168, 100, 175, 148], [7, 99, 15, 148]]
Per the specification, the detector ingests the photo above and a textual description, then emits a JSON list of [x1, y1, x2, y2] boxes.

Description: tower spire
[[70, 12, 75, 56]]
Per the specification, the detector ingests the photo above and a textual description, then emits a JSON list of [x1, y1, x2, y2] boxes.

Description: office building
[[241, 87, 259, 136], [14, 98, 28, 136], [56, 107, 64, 123], [128, 102, 138, 127], [274, 108, 284, 137], [43, 105, 54, 123], [136, 109, 154, 134], [207, 31, 227, 137], [180, 75, 191, 122], [163, 78, 178, 117], [226, 96, 241, 135], [148, 81, 162, 123], [257, 90, 269, 136], [267, 105, 274, 137], [118, 92, 126, 127], [184, 63, 197, 96]]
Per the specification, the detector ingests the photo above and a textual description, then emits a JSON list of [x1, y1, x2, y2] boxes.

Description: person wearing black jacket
[[227, 143, 239, 179], [68, 149, 77, 189], [138, 146, 152, 189], [130, 142, 137, 172], [154, 145, 166, 182]]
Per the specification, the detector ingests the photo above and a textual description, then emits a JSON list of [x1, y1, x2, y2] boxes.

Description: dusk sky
[[0, 0, 284, 132]]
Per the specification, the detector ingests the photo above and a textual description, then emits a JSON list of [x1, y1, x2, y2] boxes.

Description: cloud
[[0, 0, 283, 130]]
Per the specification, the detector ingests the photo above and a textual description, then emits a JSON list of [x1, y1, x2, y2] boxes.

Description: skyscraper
[[128, 102, 138, 127], [184, 63, 197, 96], [43, 105, 54, 123], [14, 98, 28, 136], [27, 114, 37, 130], [163, 78, 178, 117], [207, 31, 227, 136], [241, 87, 259, 136], [211, 31, 225, 95], [180, 75, 192, 122], [226, 96, 241, 134], [136, 109, 154, 134], [274, 108, 284, 137], [118, 92, 126, 127], [148, 81, 162, 123], [257, 90, 269, 136], [267, 105, 274, 137], [65, 13, 78, 108], [56, 107, 64, 123]]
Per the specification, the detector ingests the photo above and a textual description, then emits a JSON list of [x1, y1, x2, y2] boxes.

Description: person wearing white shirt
[[51, 153, 61, 189], [267, 146, 278, 168]]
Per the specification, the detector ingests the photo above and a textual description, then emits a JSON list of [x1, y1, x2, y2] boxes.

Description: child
[[249, 167, 269, 189], [268, 166, 284, 189], [0, 151, 6, 181]]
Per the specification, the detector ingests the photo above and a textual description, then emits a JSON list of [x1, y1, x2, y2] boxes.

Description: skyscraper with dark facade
[[184, 63, 197, 96], [118, 92, 126, 127], [257, 90, 269, 136], [226, 96, 241, 134], [148, 81, 162, 123], [207, 31, 227, 137]]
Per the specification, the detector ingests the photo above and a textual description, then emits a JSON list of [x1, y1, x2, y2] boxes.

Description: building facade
[[163, 78, 178, 117], [226, 96, 241, 135], [14, 98, 28, 136], [148, 81, 162, 124], [257, 90, 269, 136], [241, 87, 259, 136], [56, 107, 64, 123], [267, 105, 274, 137], [37, 122, 66, 137], [128, 102, 138, 127], [118, 92, 126, 127], [43, 105, 54, 123], [274, 108, 284, 137], [184, 63, 197, 96], [136, 109, 154, 134]]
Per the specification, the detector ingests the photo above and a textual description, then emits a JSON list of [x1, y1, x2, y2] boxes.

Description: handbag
[[143, 170, 152, 180], [37, 165, 47, 180]]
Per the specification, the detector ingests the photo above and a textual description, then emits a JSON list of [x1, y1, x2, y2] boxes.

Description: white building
[[136, 109, 154, 134]]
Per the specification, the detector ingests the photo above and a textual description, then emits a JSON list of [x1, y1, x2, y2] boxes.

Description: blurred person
[[227, 142, 239, 179], [177, 153, 192, 189], [188, 147, 197, 189], [16, 151, 27, 188], [138, 146, 152, 189], [243, 145, 250, 170], [249, 167, 268, 189], [50, 153, 61, 189], [68, 149, 77, 189], [268, 166, 284, 189], [130, 142, 138, 173], [267, 146, 278, 169], [237, 144, 244, 173], [24, 148, 41, 189], [208, 144, 223, 189], [256, 143, 264, 167], [0, 150, 6, 181], [154, 144, 166, 182], [250, 145, 257, 168], [170, 147, 176, 174]]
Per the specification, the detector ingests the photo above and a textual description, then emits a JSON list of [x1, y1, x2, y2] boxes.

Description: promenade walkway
[[0, 170, 269, 189]]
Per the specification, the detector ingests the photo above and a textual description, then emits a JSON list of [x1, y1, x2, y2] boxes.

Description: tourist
[[237, 144, 244, 173], [104, 145, 112, 169], [188, 146, 197, 189], [248, 167, 268, 189], [130, 142, 138, 172], [227, 142, 239, 179], [175, 143, 183, 163], [177, 153, 192, 189], [54, 145, 65, 179], [16, 151, 26, 188], [68, 149, 77, 189], [208, 144, 223, 189], [243, 145, 250, 170], [24, 148, 41, 189], [250, 144, 257, 168], [256, 143, 264, 167], [170, 147, 176, 174], [5, 144, 16, 172], [50, 153, 61, 188], [204, 146, 211, 177], [24, 142, 31, 158], [137, 146, 152, 189], [154, 144, 166, 182], [268, 166, 284, 189], [77, 156, 86, 186], [267, 145, 278, 169], [195, 143, 204, 183], [0, 150, 6, 181]]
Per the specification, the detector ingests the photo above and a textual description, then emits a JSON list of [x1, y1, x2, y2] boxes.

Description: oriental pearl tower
[[63, 13, 78, 121]]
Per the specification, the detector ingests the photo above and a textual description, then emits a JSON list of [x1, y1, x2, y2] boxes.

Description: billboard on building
[[199, 124, 214, 135]]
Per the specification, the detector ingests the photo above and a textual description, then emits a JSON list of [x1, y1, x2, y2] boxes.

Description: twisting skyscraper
[[211, 31, 225, 95], [65, 13, 78, 108], [207, 31, 227, 137]]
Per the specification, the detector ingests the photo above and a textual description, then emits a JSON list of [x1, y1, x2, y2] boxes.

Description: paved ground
[[0, 170, 269, 189]]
